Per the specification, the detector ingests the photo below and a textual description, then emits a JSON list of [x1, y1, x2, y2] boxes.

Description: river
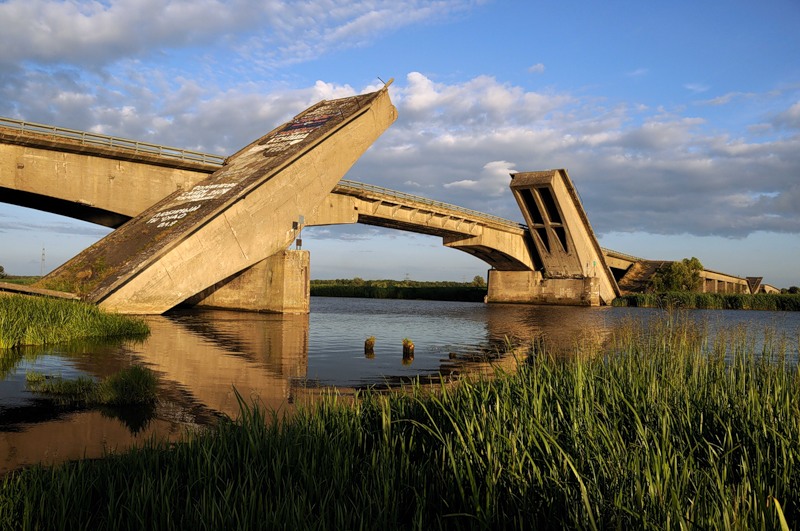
[[2, 297, 799, 474]]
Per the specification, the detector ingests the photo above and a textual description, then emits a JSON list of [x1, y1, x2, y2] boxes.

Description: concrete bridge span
[[0, 103, 624, 311], [0, 117, 535, 272]]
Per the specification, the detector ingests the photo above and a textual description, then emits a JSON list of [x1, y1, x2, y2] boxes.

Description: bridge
[[0, 95, 754, 313], [0, 115, 534, 271]]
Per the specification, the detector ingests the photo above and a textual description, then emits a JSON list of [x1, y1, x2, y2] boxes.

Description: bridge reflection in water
[[1, 300, 634, 474], [14, 298, 794, 475]]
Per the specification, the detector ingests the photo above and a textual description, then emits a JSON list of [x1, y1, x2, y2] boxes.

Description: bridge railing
[[336, 179, 526, 230], [0, 116, 227, 166], [600, 248, 644, 262]]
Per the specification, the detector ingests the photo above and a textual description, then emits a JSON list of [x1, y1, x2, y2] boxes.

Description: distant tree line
[[310, 276, 487, 302], [311, 276, 486, 289], [613, 292, 800, 311]]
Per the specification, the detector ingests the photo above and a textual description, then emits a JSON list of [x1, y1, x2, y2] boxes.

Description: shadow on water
[[98, 403, 157, 435]]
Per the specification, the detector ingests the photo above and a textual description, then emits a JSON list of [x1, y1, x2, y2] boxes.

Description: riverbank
[[1, 315, 796, 529], [613, 291, 800, 311]]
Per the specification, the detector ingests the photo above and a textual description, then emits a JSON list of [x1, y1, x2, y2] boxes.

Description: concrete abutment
[[486, 269, 600, 307]]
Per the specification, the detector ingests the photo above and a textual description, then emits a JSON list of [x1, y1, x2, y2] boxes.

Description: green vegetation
[[2, 315, 798, 529], [37, 256, 110, 296], [26, 365, 158, 406], [613, 291, 800, 311], [0, 294, 149, 349], [650, 256, 704, 292], [311, 277, 487, 302], [0, 266, 39, 285]]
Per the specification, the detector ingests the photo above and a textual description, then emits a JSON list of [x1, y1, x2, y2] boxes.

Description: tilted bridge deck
[[12, 88, 399, 313]]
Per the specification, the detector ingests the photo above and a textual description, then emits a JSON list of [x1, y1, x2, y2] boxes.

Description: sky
[[0, 0, 798, 288]]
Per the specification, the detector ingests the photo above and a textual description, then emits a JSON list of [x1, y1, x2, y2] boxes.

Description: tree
[[0, 265, 6, 279], [650, 257, 704, 292], [471, 275, 486, 288], [788, 286, 800, 294]]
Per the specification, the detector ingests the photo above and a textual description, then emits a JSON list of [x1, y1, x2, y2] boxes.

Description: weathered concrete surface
[[4, 118, 770, 307], [487, 270, 600, 306], [187, 250, 310, 313], [509, 170, 619, 305], [38, 86, 396, 313]]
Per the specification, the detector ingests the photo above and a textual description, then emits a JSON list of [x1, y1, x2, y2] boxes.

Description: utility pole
[[40, 247, 45, 276]]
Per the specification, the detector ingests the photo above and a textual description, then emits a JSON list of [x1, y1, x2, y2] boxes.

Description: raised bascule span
[[32, 85, 397, 313], [0, 92, 759, 313]]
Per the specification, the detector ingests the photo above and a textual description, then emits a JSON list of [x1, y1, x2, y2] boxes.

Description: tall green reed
[[0, 294, 149, 349], [613, 292, 800, 311], [1, 314, 798, 530]]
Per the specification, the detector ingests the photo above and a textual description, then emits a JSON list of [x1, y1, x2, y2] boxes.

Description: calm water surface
[[2, 297, 799, 473]]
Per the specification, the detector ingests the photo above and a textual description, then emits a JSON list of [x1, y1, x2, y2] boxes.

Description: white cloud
[[365, 76, 800, 238], [699, 91, 754, 106], [775, 101, 800, 129], [626, 68, 649, 78], [444, 179, 480, 190], [0, 0, 483, 70], [684, 83, 710, 93], [2, 63, 799, 241], [528, 63, 545, 74], [0, 0, 254, 67], [396, 72, 571, 127]]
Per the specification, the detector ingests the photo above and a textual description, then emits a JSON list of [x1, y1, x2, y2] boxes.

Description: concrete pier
[[187, 250, 310, 313], [487, 270, 600, 306], [494, 169, 619, 306]]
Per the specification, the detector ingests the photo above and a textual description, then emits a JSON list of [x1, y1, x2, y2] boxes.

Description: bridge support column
[[486, 270, 600, 306], [188, 250, 310, 313]]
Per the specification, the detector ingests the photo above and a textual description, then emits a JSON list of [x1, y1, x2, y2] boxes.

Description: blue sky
[[0, 0, 798, 287]]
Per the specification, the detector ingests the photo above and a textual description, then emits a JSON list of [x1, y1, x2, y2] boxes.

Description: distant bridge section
[[309, 181, 536, 271]]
